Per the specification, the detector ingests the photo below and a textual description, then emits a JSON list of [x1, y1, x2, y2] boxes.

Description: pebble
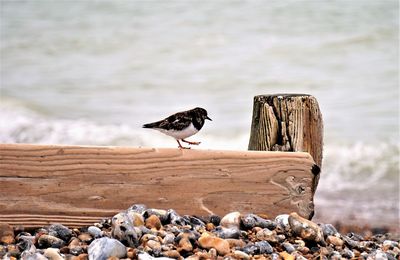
[[162, 249, 181, 259], [327, 235, 344, 247], [145, 215, 163, 230], [176, 234, 193, 253], [255, 240, 273, 254], [138, 252, 175, 260], [78, 233, 92, 243], [198, 232, 230, 256], [168, 209, 186, 226], [280, 251, 295, 260], [213, 226, 240, 239], [256, 228, 278, 243], [241, 214, 276, 230], [288, 212, 324, 243], [87, 226, 102, 238], [233, 250, 250, 259], [21, 251, 48, 260], [111, 212, 140, 247], [0, 224, 15, 245], [275, 214, 290, 232], [226, 238, 247, 249], [37, 234, 65, 248], [220, 211, 241, 229], [87, 237, 126, 260], [43, 248, 64, 260], [319, 223, 339, 237], [282, 242, 296, 253], [48, 224, 72, 242], [342, 247, 355, 258], [1, 204, 398, 260]]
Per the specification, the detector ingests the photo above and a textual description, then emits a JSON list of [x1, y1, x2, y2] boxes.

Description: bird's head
[[194, 107, 212, 121]]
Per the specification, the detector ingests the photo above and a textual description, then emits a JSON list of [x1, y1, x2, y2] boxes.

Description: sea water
[[1, 1, 399, 227]]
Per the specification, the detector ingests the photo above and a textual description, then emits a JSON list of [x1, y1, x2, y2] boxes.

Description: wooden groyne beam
[[0, 144, 319, 228]]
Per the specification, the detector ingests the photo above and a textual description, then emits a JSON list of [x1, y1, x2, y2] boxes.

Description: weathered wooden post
[[248, 94, 323, 217]]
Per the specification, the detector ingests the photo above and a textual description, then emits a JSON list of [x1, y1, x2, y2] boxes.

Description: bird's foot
[[182, 139, 201, 145], [178, 146, 191, 149], [177, 140, 191, 149]]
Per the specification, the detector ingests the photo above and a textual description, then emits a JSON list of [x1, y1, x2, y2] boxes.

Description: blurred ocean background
[[1, 1, 399, 228]]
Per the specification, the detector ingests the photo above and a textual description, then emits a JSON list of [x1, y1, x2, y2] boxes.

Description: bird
[[143, 107, 212, 149]]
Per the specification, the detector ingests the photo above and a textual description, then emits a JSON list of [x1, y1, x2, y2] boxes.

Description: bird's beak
[[206, 116, 212, 121]]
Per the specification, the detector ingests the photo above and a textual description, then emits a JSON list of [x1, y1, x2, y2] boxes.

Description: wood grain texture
[[248, 94, 323, 166], [0, 143, 317, 228], [248, 94, 323, 197]]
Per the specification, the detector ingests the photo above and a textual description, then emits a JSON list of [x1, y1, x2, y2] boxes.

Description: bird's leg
[[182, 139, 201, 145], [177, 140, 190, 149]]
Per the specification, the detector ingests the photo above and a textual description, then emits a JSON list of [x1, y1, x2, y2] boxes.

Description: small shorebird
[[143, 107, 212, 149]]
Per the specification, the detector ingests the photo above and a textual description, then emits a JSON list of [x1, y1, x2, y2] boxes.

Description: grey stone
[[47, 224, 72, 242], [88, 237, 126, 260], [111, 212, 140, 247], [138, 252, 175, 260], [88, 226, 102, 238], [255, 241, 273, 254], [37, 235, 64, 249], [241, 214, 276, 230]]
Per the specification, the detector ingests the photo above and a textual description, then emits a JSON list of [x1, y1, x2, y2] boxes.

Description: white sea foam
[[314, 141, 400, 226]]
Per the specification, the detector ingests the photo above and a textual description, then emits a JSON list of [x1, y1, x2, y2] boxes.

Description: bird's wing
[[159, 112, 192, 130]]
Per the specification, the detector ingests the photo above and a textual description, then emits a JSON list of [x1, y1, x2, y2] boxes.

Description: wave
[[0, 102, 249, 149]]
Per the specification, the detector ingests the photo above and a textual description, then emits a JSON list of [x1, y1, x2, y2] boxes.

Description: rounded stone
[[241, 214, 276, 230], [145, 215, 162, 230], [282, 242, 296, 253], [128, 204, 147, 214], [127, 212, 145, 227], [242, 244, 258, 255], [111, 212, 140, 247], [88, 237, 126, 260], [162, 233, 175, 245], [87, 226, 102, 238], [226, 238, 246, 249], [220, 212, 241, 229], [256, 228, 278, 243], [70, 246, 84, 256], [5, 244, 20, 258], [213, 226, 240, 239], [44, 248, 64, 260], [255, 241, 273, 254], [176, 235, 193, 253], [48, 224, 72, 242], [319, 223, 339, 237], [233, 250, 250, 260], [162, 250, 181, 259], [0, 224, 15, 245], [138, 252, 175, 260], [198, 233, 230, 256], [1, 235, 15, 245], [275, 214, 290, 232], [327, 235, 344, 247], [78, 233, 93, 244], [288, 213, 324, 243], [167, 209, 186, 226], [279, 251, 295, 260], [38, 234, 65, 248]]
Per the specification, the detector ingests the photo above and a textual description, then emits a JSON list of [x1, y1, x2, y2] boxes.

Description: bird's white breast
[[158, 123, 199, 140]]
